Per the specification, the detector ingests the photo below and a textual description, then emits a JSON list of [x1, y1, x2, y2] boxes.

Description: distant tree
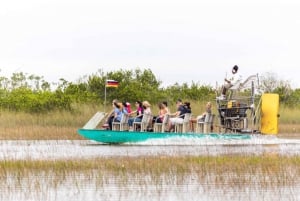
[[83, 68, 162, 104], [164, 82, 215, 102], [10, 72, 28, 89], [260, 72, 292, 102], [285, 88, 300, 107]]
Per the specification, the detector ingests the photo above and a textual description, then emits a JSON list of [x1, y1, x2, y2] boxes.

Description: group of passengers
[[104, 98, 210, 132], [104, 99, 152, 131]]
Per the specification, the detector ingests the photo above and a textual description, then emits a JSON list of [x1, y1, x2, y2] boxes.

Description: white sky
[[1, 0, 300, 88]]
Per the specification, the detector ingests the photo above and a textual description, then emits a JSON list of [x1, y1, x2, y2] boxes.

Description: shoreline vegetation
[[0, 69, 299, 140]]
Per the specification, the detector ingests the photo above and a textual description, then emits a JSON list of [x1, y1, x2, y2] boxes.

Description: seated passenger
[[128, 101, 144, 130], [128, 101, 152, 131], [183, 101, 192, 113], [162, 101, 170, 114], [142, 101, 151, 114], [108, 102, 124, 130], [197, 102, 212, 122], [167, 99, 191, 132], [123, 101, 131, 114], [152, 102, 168, 125], [103, 99, 118, 129]]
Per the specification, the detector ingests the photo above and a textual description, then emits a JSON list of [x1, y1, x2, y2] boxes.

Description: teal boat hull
[[77, 129, 251, 144]]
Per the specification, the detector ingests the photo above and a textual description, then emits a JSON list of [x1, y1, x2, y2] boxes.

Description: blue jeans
[[128, 117, 142, 127]]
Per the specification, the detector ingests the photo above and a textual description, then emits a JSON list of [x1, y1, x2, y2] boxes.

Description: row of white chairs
[[112, 113, 215, 133]]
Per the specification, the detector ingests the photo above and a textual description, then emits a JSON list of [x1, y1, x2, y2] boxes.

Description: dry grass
[[0, 126, 80, 140], [279, 107, 300, 124], [0, 104, 102, 140], [0, 112, 84, 140]]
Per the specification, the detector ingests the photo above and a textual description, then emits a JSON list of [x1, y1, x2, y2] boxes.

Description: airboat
[[78, 70, 279, 144]]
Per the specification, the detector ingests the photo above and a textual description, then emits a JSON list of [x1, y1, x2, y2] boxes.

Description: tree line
[[0, 68, 298, 113]]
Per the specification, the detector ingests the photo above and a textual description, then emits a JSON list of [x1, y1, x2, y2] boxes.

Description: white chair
[[133, 113, 152, 132], [153, 114, 170, 133], [112, 113, 129, 131], [196, 114, 215, 133], [175, 113, 192, 133]]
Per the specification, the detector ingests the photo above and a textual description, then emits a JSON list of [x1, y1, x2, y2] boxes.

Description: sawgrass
[[0, 155, 299, 187]]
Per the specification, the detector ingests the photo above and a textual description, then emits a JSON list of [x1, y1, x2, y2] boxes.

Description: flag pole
[[104, 79, 118, 113], [104, 78, 107, 113]]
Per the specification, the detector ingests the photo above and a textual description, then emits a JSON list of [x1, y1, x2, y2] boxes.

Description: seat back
[[203, 113, 215, 133], [141, 113, 152, 131], [183, 113, 192, 123], [175, 113, 192, 133], [141, 113, 151, 124], [133, 113, 152, 132], [160, 114, 170, 132], [153, 114, 169, 133], [162, 114, 170, 124], [112, 113, 129, 131], [204, 113, 213, 123], [120, 113, 129, 124]]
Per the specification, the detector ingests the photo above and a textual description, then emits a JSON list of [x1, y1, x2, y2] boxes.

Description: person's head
[[206, 101, 212, 109], [176, 99, 182, 104], [112, 99, 118, 105], [162, 101, 168, 107], [116, 102, 123, 109], [113, 102, 118, 108], [142, 101, 151, 109], [122, 101, 130, 110], [158, 102, 165, 110], [176, 99, 183, 108], [184, 102, 191, 109], [135, 101, 142, 108], [232, 65, 238, 74]]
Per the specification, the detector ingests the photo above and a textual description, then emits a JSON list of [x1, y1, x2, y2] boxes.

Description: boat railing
[[216, 95, 259, 133]]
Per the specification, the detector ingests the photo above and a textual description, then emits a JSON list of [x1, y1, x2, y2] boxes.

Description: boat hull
[[77, 129, 251, 144]]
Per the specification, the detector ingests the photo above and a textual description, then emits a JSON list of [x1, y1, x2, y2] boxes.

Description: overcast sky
[[1, 0, 300, 88]]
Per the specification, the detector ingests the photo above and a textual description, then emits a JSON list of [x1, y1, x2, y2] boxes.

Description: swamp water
[[0, 134, 299, 201]]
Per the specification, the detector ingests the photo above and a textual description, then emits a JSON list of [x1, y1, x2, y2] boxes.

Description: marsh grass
[[1, 156, 299, 186], [1, 156, 299, 200]]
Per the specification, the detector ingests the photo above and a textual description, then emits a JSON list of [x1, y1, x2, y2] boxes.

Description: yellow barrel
[[261, 93, 279, 134]]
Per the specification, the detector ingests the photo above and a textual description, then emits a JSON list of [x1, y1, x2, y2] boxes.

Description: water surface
[[0, 134, 299, 160]]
